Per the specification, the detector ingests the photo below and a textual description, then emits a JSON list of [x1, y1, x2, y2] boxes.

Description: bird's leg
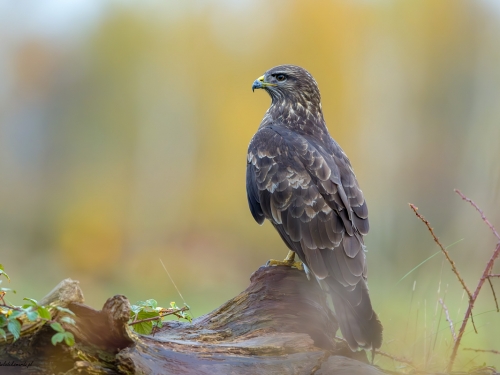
[[266, 250, 303, 270]]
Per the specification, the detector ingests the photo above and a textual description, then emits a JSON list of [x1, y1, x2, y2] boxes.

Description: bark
[[0, 266, 387, 375]]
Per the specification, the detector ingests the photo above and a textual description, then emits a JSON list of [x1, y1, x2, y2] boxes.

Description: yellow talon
[[266, 250, 303, 270]]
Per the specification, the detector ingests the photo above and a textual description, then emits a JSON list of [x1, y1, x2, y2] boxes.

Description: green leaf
[[9, 310, 24, 319], [25, 309, 39, 322], [7, 319, 21, 340], [63, 332, 75, 346], [145, 299, 157, 309], [60, 316, 76, 325], [51, 332, 65, 346], [0, 264, 10, 282], [0, 328, 6, 340], [56, 306, 75, 316], [137, 310, 159, 320], [37, 306, 51, 320], [131, 310, 158, 335], [181, 313, 192, 323], [130, 305, 142, 314], [50, 322, 64, 333], [132, 320, 153, 335], [23, 298, 38, 307]]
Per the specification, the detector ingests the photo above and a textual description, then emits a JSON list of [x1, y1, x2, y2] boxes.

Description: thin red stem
[[447, 190, 500, 372]]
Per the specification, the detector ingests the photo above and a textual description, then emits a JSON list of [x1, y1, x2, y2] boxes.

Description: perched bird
[[246, 65, 383, 351]]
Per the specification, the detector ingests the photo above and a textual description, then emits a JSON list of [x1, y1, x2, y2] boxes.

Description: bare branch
[[455, 189, 500, 241], [439, 298, 456, 342], [409, 204, 472, 299], [464, 348, 500, 355], [487, 277, 499, 312], [470, 311, 478, 334], [447, 190, 500, 372], [375, 349, 415, 367], [129, 306, 189, 326], [334, 335, 415, 367]]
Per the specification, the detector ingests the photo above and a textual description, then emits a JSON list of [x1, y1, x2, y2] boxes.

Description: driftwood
[[0, 265, 387, 374]]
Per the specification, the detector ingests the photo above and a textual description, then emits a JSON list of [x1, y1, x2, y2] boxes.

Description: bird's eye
[[275, 74, 286, 82]]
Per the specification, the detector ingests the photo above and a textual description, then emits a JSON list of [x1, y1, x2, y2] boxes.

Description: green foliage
[[129, 299, 192, 335], [50, 324, 75, 346], [2, 263, 193, 345], [6, 319, 21, 340], [56, 306, 76, 316], [0, 264, 10, 282], [60, 316, 76, 325], [0, 263, 76, 347], [50, 322, 64, 333], [25, 308, 39, 322]]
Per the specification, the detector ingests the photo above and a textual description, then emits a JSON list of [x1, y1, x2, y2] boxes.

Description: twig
[[486, 277, 499, 312], [374, 349, 415, 367], [0, 303, 24, 312], [455, 189, 500, 241], [409, 204, 472, 299], [450, 243, 500, 370], [488, 274, 500, 278], [470, 311, 478, 334], [463, 348, 500, 355], [447, 191, 500, 372], [334, 335, 414, 366], [128, 315, 163, 326], [439, 298, 456, 342], [128, 306, 189, 326]]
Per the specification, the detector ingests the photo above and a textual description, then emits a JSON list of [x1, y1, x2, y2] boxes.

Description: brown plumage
[[247, 65, 383, 350]]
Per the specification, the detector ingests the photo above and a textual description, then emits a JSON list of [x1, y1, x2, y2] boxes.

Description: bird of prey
[[246, 65, 383, 351]]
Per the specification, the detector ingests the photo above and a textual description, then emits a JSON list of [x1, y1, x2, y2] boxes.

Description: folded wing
[[246, 125, 382, 350]]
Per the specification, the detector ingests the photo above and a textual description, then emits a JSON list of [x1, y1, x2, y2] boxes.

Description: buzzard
[[247, 65, 383, 350]]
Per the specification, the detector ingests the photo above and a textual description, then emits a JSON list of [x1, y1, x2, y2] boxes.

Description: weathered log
[[0, 266, 387, 374]]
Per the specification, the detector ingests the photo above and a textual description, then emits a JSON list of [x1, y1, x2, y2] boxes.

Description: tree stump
[[0, 266, 387, 374]]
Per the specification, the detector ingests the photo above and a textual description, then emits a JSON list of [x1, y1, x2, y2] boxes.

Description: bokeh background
[[1, 0, 500, 371]]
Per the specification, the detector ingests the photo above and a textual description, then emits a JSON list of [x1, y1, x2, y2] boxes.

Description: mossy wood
[[0, 266, 386, 375]]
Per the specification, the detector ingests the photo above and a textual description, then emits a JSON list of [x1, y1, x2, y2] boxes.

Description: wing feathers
[[286, 208, 301, 241], [300, 220, 316, 249], [246, 164, 264, 224], [334, 245, 362, 286], [342, 234, 361, 258], [303, 247, 328, 279], [246, 125, 381, 350]]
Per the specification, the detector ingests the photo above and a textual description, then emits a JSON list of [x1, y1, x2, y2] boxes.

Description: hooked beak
[[252, 75, 276, 92]]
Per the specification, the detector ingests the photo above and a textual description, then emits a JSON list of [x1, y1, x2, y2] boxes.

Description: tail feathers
[[320, 277, 383, 350]]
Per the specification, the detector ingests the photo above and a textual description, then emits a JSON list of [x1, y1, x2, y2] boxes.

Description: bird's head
[[252, 65, 321, 108]]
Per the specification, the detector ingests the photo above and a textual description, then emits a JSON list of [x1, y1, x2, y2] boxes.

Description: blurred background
[[1, 0, 500, 371]]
